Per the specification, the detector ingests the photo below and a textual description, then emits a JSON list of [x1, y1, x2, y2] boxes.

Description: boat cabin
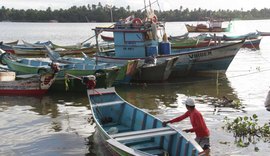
[[93, 13, 171, 58]]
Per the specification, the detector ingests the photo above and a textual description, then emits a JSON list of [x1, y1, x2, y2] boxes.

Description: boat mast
[[94, 29, 101, 65]]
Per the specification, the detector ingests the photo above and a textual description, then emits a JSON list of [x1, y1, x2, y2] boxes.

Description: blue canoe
[[87, 87, 204, 156]]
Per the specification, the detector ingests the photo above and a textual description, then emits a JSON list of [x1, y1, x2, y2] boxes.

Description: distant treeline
[[1, 2, 270, 22]]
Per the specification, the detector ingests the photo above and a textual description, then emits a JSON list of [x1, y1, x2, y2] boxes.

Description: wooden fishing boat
[[0, 43, 15, 54], [221, 32, 260, 41], [87, 87, 204, 156], [168, 32, 189, 41], [241, 37, 262, 49], [0, 52, 138, 90], [0, 40, 19, 45], [55, 46, 97, 56], [50, 42, 90, 50], [46, 45, 176, 82], [170, 38, 211, 49], [185, 19, 231, 32], [22, 40, 52, 48], [12, 45, 48, 55], [45, 45, 139, 84], [93, 10, 244, 78], [0, 69, 57, 96], [101, 34, 114, 42], [51, 42, 113, 56], [256, 30, 270, 36], [185, 24, 227, 32], [0, 49, 5, 55], [203, 33, 262, 49]]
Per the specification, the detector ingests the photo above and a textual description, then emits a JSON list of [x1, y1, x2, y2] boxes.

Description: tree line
[[1, 2, 270, 22]]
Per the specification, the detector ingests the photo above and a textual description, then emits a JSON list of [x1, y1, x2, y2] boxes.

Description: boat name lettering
[[189, 51, 212, 58]]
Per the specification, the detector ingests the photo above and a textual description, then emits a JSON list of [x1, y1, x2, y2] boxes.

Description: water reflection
[[85, 131, 112, 156], [0, 92, 94, 156], [116, 75, 239, 111]]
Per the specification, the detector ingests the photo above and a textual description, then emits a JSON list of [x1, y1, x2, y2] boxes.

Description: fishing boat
[[45, 45, 139, 84], [87, 87, 204, 156], [0, 43, 15, 54], [169, 35, 211, 49], [256, 30, 270, 36], [51, 42, 113, 56], [22, 40, 52, 48], [101, 34, 114, 42], [0, 40, 19, 45], [185, 19, 231, 32], [0, 52, 138, 90], [12, 45, 48, 55], [92, 10, 244, 78], [241, 37, 262, 49], [0, 65, 58, 96], [221, 32, 260, 41], [203, 33, 262, 49], [168, 32, 189, 41]]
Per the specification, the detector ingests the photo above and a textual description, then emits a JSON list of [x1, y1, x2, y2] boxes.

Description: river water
[[0, 20, 270, 156]]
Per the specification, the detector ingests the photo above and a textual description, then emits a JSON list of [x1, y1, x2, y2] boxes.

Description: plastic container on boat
[[159, 42, 171, 55], [146, 45, 158, 56]]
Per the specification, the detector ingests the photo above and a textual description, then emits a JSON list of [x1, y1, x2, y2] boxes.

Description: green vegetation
[[1, 2, 270, 22], [223, 114, 270, 149]]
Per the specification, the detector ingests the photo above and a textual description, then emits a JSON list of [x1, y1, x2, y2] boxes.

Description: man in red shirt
[[162, 97, 210, 155]]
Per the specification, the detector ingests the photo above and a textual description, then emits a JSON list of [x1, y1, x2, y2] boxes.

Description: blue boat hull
[[87, 88, 204, 156]]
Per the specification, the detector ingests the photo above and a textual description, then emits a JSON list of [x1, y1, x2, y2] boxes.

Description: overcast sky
[[1, 0, 269, 11]]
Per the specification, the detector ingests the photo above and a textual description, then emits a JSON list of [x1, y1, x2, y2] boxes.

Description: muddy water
[[1, 20, 270, 156]]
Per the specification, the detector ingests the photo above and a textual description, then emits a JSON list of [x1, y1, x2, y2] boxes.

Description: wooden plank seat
[[92, 100, 124, 108], [111, 127, 177, 142]]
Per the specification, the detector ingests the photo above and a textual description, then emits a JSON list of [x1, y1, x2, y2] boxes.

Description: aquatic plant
[[215, 97, 244, 109], [223, 114, 270, 149]]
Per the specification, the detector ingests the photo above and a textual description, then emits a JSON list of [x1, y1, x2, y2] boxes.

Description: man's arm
[[163, 111, 190, 127]]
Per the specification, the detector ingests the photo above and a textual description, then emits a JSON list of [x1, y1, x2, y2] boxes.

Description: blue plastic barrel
[[159, 42, 171, 55], [146, 46, 158, 56]]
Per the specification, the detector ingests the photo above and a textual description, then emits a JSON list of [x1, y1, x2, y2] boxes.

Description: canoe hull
[[87, 87, 203, 156]]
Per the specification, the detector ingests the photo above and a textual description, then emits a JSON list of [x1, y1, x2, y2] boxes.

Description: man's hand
[[162, 121, 168, 127]]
